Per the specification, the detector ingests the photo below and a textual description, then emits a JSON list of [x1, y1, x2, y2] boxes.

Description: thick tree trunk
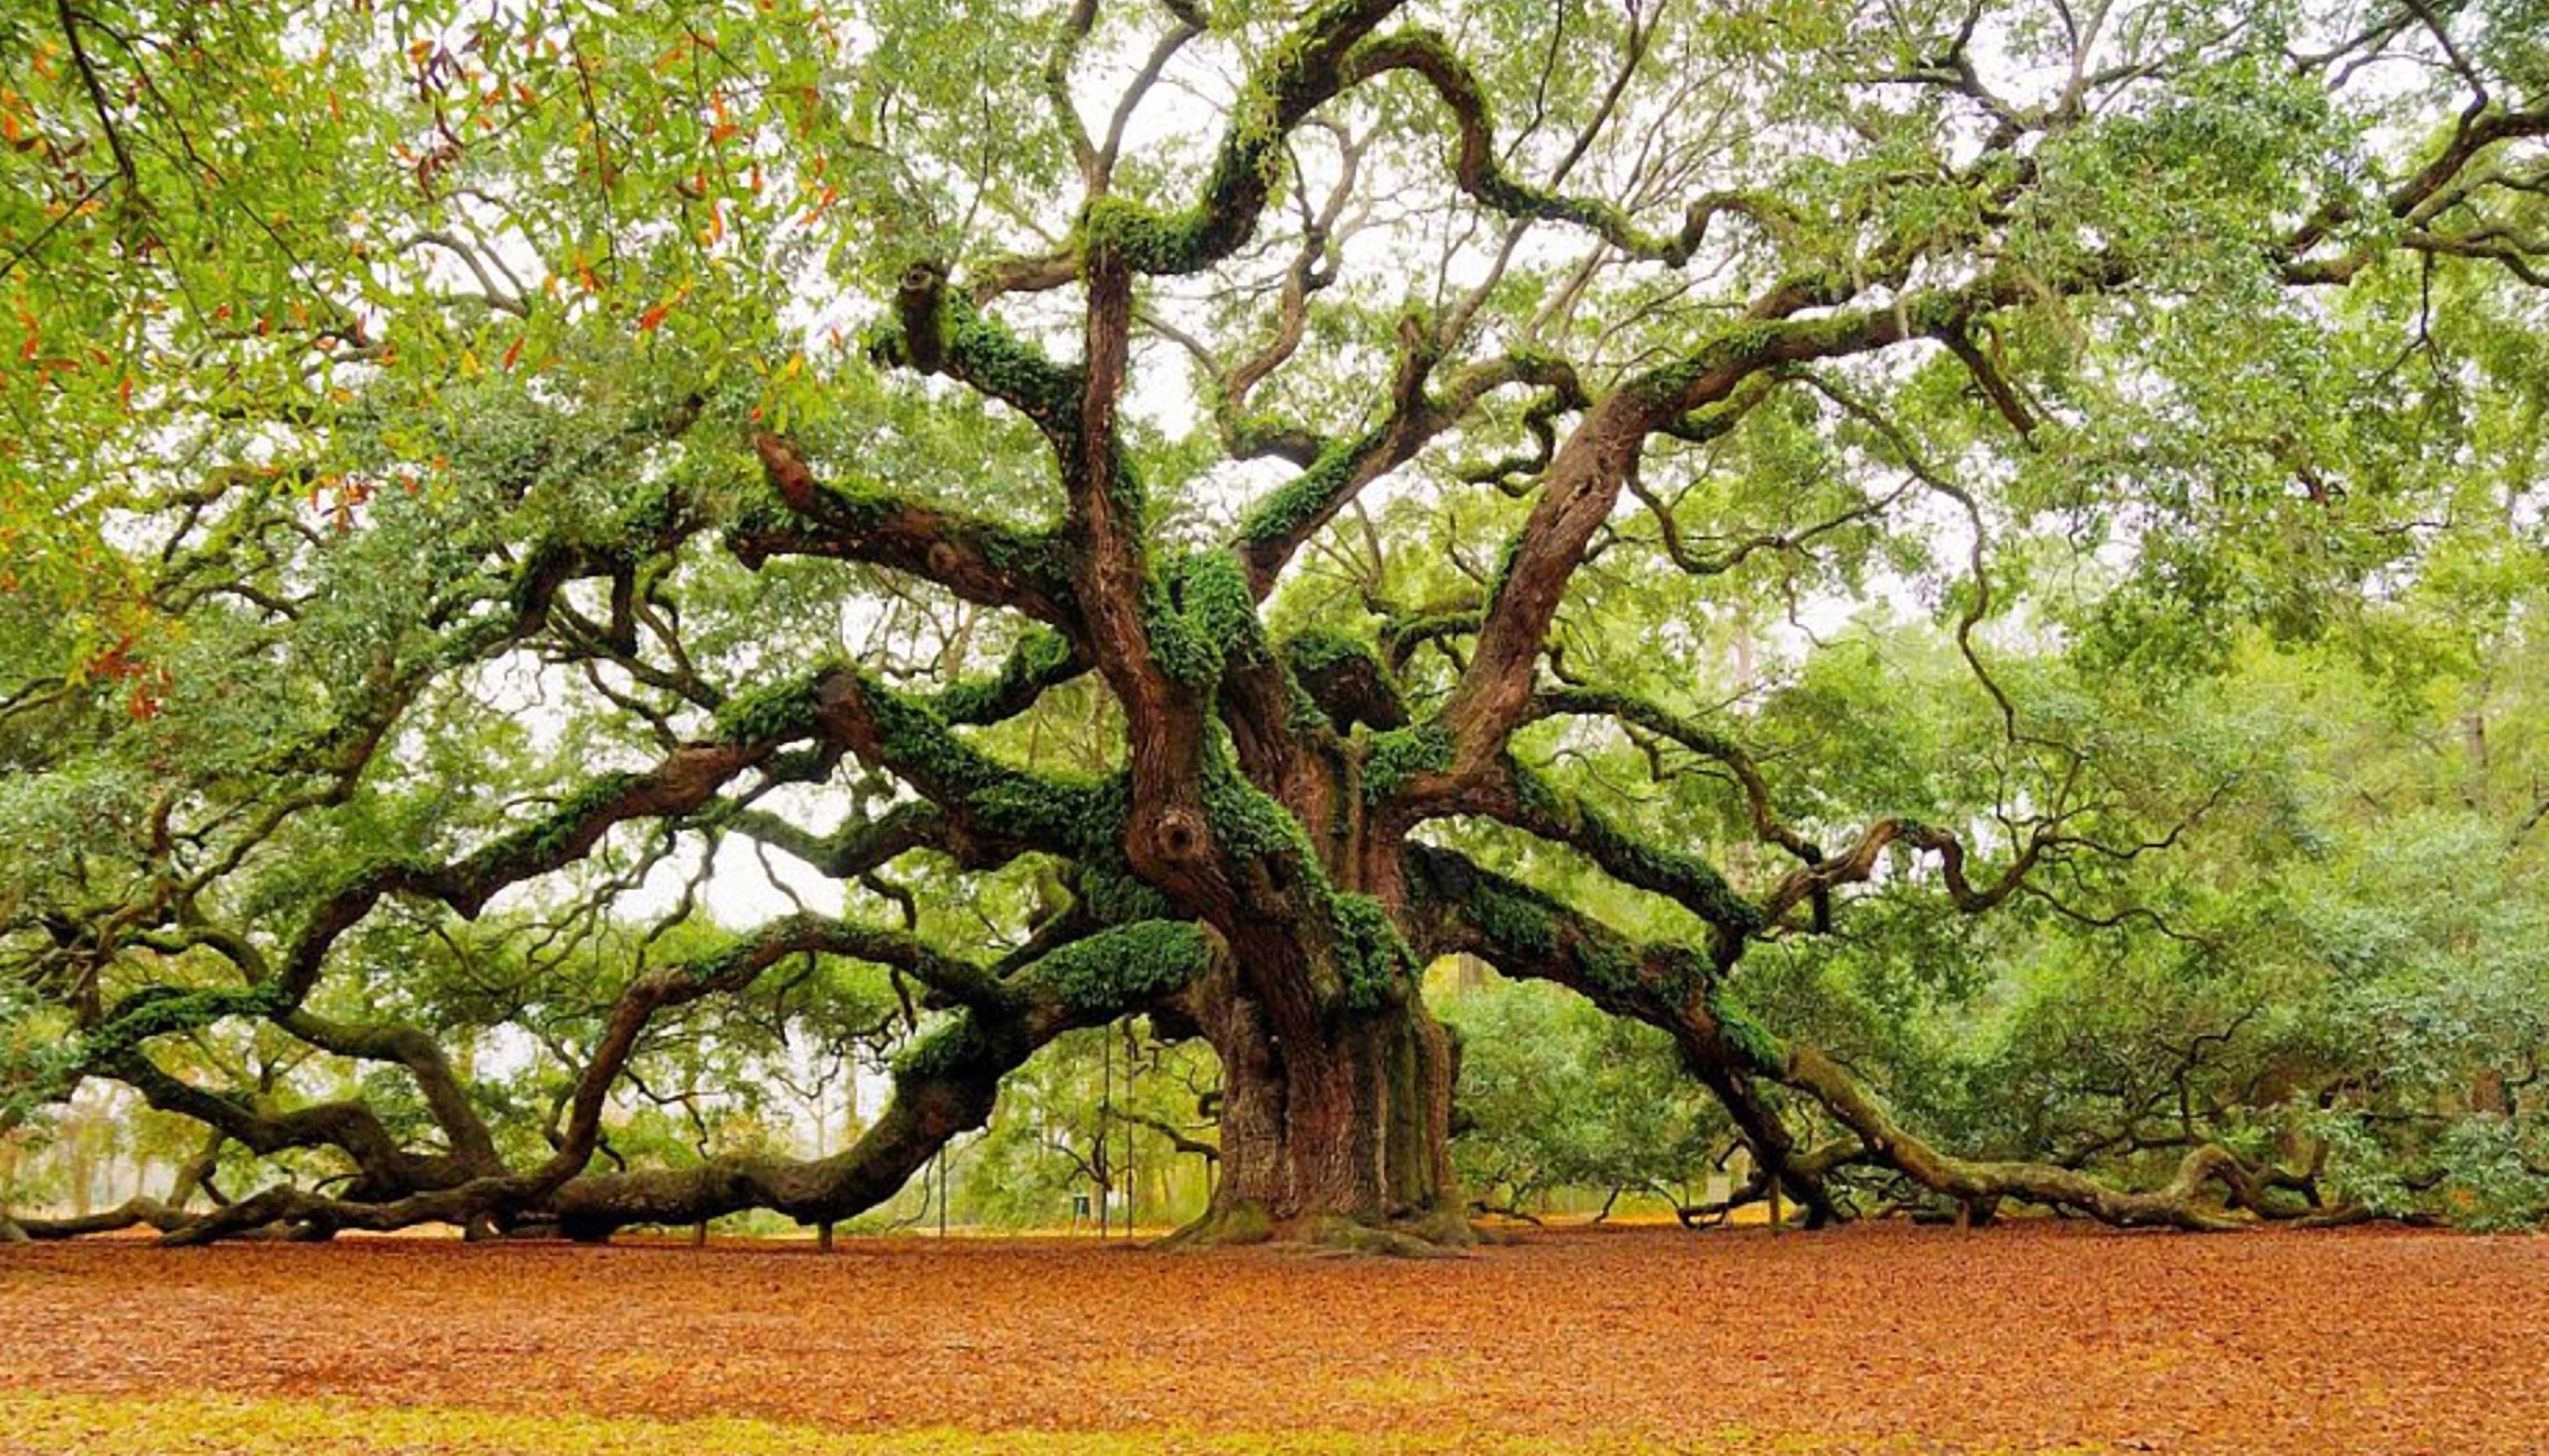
[[1174, 981, 1468, 1251]]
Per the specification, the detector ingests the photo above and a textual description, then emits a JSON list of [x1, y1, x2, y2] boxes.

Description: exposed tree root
[[1158, 1198, 1475, 1257], [1468, 1197, 1547, 1227], [1153, 1199, 1277, 1249]]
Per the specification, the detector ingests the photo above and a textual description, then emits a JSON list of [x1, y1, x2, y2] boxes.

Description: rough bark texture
[[1183, 983, 1466, 1250]]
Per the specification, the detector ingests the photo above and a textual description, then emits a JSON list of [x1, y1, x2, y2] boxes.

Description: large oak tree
[[3, 0, 2544, 1246]]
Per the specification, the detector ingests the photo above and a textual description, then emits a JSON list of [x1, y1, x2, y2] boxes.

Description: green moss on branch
[[80, 984, 294, 1066], [1070, 0, 1399, 277], [716, 672, 830, 746], [1024, 920, 1216, 1014], [1235, 427, 1388, 556], [1506, 761, 1764, 932], [932, 630, 1082, 725], [1143, 550, 1265, 689], [1362, 724, 1453, 805], [1329, 892, 1415, 1012]]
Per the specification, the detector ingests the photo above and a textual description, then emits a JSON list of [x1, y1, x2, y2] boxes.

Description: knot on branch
[[752, 431, 820, 514], [1282, 631, 1406, 731], [1390, 312, 1440, 410], [1150, 808, 1209, 864], [893, 260, 950, 374]]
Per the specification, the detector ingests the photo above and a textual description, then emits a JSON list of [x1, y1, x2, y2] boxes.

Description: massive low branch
[[106, 1050, 482, 1201], [1400, 843, 2293, 1232], [71, 656, 1142, 1114], [547, 919, 1220, 1237], [275, 1008, 505, 1178], [1368, 632, 2190, 1228], [61, 914, 1218, 1246], [1772, 1044, 2257, 1231], [1397, 843, 1831, 1222]]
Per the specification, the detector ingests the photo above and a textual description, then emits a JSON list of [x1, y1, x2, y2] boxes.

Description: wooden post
[[1122, 1024, 1136, 1237], [1098, 1025, 1113, 1239]]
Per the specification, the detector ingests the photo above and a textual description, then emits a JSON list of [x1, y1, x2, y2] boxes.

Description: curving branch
[[1400, 843, 2322, 1232], [932, 628, 1091, 726], [59, 911, 1215, 1245], [1474, 757, 1763, 938], [275, 1008, 505, 1178], [1397, 843, 1833, 1223], [105, 1049, 484, 1202], [870, 264, 1088, 449], [73, 712, 814, 1071], [1232, 350, 1589, 596], [549, 918, 1222, 1237], [10, 1198, 198, 1241], [1341, 28, 1785, 268], [1526, 687, 1822, 867], [1758, 816, 2039, 928], [797, 664, 1125, 863], [722, 800, 966, 878], [1075, 0, 1405, 276], [731, 433, 1077, 624], [1420, 245, 2148, 784], [2283, 105, 2549, 284]]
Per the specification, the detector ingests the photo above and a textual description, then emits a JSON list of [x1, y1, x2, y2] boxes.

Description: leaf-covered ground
[[2, 1223, 2542, 1454]]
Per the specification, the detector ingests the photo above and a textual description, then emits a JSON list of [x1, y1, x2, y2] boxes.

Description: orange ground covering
[[2, 1221, 2543, 1453]]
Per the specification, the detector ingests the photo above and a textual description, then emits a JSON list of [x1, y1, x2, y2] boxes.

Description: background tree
[[1438, 969, 1731, 1221], [1, 0, 2543, 1247], [959, 1020, 1223, 1229]]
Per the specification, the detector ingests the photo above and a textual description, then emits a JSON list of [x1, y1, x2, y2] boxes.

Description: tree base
[[1158, 1199, 1476, 1257]]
